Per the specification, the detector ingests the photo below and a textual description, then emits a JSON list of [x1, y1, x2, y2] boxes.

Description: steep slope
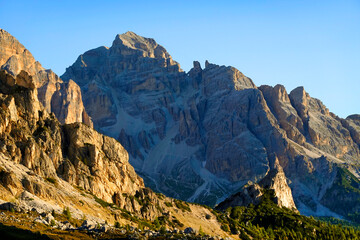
[[0, 69, 232, 238], [0, 29, 92, 126], [61, 32, 275, 206], [62, 32, 360, 221], [0, 69, 142, 208], [216, 157, 297, 212]]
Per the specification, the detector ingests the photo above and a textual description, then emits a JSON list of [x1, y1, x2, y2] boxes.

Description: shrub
[[174, 200, 191, 212], [221, 224, 229, 232], [199, 226, 205, 236], [45, 177, 57, 185], [50, 219, 56, 227], [159, 226, 167, 234], [114, 221, 121, 228], [63, 207, 71, 220]]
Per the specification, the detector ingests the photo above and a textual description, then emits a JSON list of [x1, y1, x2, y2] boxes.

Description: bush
[[159, 226, 167, 234], [199, 226, 205, 236], [50, 219, 56, 227], [63, 207, 71, 220], [221, 224, 229, 232], [114, 221, 121, 228], [45, 177, 57, 185], [174, 200, 191, 212]]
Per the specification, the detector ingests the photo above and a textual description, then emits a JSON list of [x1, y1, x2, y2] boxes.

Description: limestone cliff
[[62, 32, 360, 220], [216, 157, 297, 212], [0, 28, 92, 126], [0, 69, 142, 199], [0, 70, 232, 238]]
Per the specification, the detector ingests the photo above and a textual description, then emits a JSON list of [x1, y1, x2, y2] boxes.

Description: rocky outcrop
[[259, 84, 305, 145], [0, 69, 142, 210], [215, 183, 263, 211], [287, 87, 359, 160], [63, 31, 360, 220], [258, 158, 297, 211], [60, 122, 144, 202], [0, 28, 92, 126], [216, 157, 297, 212]]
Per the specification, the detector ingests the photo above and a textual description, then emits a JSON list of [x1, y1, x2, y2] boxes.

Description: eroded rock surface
[[0, 69, 143, 215], [62, 32, 360, 220], [0, 28, 92, 126], [217, 157, 297, 212]]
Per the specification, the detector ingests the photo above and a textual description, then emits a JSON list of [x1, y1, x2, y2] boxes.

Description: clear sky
[[1, 0, 359, 117]]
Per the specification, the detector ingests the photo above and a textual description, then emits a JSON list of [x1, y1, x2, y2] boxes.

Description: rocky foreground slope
[[62, 32, 360, 221], [0, 29, 92, 126]]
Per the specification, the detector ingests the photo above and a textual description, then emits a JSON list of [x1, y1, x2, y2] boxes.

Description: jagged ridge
[[62, 31, 360, 222], [0, 28, 92, 126]]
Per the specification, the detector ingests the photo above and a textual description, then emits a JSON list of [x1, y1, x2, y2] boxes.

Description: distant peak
[[123, 31, 137, 36], [111, 31, 180, 67], [0, 28, 20, 43], [113, 31, 155, 49], [0, 28, 10, 35], [193, 61, 201, 70]]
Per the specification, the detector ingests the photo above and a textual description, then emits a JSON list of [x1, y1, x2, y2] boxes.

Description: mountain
[[1, 29, 360, 239], [0, 29, 92, 126], [0, 68, 234, 239], [0, 69, 358, 240], [62, 32, 360, 221]]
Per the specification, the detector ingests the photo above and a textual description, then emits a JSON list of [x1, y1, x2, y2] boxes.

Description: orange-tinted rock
[[0, 28, 92, 127]]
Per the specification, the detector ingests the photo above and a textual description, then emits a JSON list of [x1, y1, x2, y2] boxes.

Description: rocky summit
[[62, 31, 360, 222], [0, 29, 92, 126]]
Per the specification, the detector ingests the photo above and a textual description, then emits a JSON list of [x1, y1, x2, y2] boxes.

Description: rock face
[[258, 158, 297, 211], [216, 157, 297, 212], [0, 69, 143, 210], [0, 28, 92, 126], [215, 183, 264, 211], [0, 69, 232, 237], [62, 32, 272, 206], [63, 32, 360, 220]]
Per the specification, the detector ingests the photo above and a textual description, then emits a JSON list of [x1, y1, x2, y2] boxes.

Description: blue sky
[[1, 0, 359, 117]]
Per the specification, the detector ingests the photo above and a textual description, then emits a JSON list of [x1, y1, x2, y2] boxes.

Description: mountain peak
[[112, 31, 174, 61], [0, 28, 92, 126]]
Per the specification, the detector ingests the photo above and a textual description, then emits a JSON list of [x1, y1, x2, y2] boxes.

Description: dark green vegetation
[[321, 167, 360, 223], [215, 189, 360, 239], [174, 199, 191, 212], [0, 223, 51, 240], [62, 207, 71, 220], [45, 177, 57, 185]]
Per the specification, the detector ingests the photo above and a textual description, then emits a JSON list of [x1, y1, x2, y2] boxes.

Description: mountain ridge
[[0, 68, 232, 238], [0, 28, 92, 127], [1, 28, 360, 239], [62, 31, 360, 221]]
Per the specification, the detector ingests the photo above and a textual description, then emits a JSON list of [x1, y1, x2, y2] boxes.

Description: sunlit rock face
[[0, 28, 92, 126], [216, 158, 297, 212], [0, 69, 145, 212], [63, 32, 360, 220]]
